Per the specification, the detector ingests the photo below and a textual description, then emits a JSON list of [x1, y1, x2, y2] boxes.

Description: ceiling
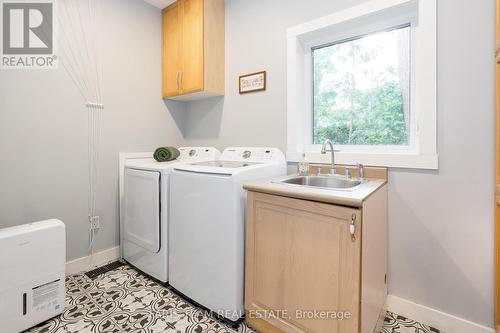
[[143, 0, 175, 9]]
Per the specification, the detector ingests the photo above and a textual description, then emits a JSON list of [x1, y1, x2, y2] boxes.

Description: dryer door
[[124, 168, 161, 253]]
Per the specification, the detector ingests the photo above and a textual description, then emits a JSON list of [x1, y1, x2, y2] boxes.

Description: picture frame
[[239, 71, 266, 94]]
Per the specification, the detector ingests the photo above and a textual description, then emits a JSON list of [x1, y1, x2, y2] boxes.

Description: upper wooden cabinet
[[162, 0, 224, 101]]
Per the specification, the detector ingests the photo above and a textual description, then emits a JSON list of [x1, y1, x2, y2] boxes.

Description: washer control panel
[[220, 147, 285, 163], [178, 147, 221, 162]]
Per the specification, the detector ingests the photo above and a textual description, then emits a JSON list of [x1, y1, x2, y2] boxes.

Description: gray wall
[[0, 0, 184, 260], [180, 0, 495, 327], [0, 0, 494, 328]]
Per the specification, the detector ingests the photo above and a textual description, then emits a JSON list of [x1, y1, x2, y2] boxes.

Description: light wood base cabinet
[[245, 188, 388, 333]]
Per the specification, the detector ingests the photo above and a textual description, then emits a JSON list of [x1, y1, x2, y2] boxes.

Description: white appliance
[[122, 147, 220, 283], [169, 147, 287, 322], [0, 220, 66, 333]]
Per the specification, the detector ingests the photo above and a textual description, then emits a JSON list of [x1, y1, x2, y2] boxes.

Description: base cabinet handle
[[350, 214, 356, 241]]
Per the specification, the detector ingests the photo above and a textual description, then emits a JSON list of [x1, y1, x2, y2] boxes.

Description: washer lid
[[172, 148, 285, 176], [173, 160, 266, 176]]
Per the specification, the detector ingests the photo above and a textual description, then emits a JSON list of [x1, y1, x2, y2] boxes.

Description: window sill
[[286, 151, 438, 170]]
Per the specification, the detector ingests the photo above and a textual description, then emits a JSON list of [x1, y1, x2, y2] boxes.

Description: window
[[313, 25, 411, 147], [287, 0, 437, 169]]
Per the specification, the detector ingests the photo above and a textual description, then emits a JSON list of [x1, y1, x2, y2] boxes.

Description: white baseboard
[[387, 295, 494, 333], [65, 246, 120, 276]]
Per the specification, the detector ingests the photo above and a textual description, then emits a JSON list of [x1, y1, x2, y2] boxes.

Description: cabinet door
[[497, 0, 500, 44], [496, 0, 500, 182], [246, 192, 361, 333], [496, 195, 500, 331], [181, 0, 204, 94], [162, 1, 182, 97]]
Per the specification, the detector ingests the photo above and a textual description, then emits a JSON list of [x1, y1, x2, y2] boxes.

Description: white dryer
[[122, 147, 220, 283], [169, 147, 287, 322]]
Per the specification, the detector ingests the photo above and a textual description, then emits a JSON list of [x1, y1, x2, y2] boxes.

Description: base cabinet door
[[245, 192, 361, 333]]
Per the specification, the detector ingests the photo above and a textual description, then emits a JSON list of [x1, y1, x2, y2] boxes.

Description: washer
[[169, 147, 287, 322], [121, 147, 220, 283]]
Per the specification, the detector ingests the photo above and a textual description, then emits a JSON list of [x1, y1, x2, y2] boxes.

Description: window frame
[[286, 0, 438, 169]]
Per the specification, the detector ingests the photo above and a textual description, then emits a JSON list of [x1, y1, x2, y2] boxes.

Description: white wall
[[0, 0, 184, 261], [180, 0, 495, 328]]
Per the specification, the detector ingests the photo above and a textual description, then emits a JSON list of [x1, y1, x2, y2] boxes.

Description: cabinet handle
[[496, 42, 500, 64], [176, 71, 180, 90], [180, 71, 183, 90], [349, 214, 356, 242]]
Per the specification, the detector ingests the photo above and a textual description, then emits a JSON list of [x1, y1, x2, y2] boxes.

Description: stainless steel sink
[[277, 175, 362, 190]]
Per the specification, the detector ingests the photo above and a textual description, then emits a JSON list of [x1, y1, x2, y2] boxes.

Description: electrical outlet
[[90, 216, 100, 230]]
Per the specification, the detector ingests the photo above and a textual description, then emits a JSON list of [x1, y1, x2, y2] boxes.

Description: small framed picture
[[239, 71, 266, 94]]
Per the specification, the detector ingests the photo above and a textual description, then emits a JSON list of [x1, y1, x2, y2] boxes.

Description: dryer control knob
[[242, 150, 251, 159]]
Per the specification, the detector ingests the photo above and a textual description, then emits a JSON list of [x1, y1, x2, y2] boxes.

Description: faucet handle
[[344, 167, 350, 179], [345, 166, 357, 179], [357, 164, 364, 180]]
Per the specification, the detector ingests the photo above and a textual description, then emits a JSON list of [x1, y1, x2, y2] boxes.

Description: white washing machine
[[169, 147, 287, 322], [122, 147, 220, 283]]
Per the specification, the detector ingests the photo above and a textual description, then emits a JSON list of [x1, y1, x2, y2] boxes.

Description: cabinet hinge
[[349, 214, 356, 242]]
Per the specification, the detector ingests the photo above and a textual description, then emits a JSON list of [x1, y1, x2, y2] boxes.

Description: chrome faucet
[[321, 139, 336, 175]]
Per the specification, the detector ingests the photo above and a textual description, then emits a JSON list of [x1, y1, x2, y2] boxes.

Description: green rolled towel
[[153, 147, 180, 162]]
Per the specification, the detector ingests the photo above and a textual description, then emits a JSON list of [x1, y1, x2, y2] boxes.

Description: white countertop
[[243, 175, 387, 208]]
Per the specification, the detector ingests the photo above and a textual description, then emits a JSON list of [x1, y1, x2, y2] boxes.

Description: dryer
[[122, 147, 220, 283], [169, 147, 287, 322]]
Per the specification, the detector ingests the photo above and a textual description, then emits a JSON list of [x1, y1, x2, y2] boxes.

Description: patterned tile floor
[[26, 264, 442, 333], [381, 312, 442, 333]]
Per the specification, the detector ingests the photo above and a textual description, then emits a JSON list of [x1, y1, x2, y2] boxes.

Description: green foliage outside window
[[313, 26, 411, 146]]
